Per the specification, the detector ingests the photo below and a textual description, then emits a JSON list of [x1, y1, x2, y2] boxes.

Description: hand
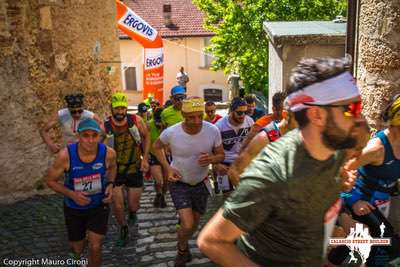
[[49, 143, 62, 154], [140, 158, 150, 173], [198, 152, 213, 167], [352, 200, 375, 216], [72, 191, 91, 206], [167, 166, 182, 182], [339, 166, 357, 192], [102, 184, 113, 203], [215, 164, 229, 176]]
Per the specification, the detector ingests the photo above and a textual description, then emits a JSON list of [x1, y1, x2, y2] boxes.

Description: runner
[[241, 92, 286, 150], [204, 101, 222, 124], [148, 107, 167, 208], [153, 97, 224, 267], [46, 118, 117, 267], [40, 93, 102, 153], [197, 57, 365, 266], [214, 97, 254, 197], [160, 85, 186, 129], [228, 107, 298, 186], [104, 92, 150, 246], [244, 94, 265, 121], [329, 94, 400, 266], [137, 102, 149, 122]]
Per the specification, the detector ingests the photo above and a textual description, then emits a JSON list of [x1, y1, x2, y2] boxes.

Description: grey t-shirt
[[223, 129, 345, 267]]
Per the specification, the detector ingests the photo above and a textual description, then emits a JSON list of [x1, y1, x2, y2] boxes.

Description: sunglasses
[[70, 109, 84, 115], [304, 101, 362, 118], [234, 111, 246, 116], [206, 109, 216, 114], [174, 95, 187, 101]]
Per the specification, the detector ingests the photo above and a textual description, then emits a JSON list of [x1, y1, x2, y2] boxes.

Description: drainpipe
[[346, 0, 359, 75]]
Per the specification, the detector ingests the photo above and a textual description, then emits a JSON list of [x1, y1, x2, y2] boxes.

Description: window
[[123, 66, 138, 91], [202, 37, 214, 68], [203, 88, 223, 102]]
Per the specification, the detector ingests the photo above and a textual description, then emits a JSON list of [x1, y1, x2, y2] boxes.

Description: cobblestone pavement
[[0, 182, 223, 267]]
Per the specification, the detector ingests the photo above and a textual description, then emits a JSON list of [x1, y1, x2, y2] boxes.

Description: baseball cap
[[171, 85, 186, 96], [65, 93, 84, 108], [77, 118, 101, 133], [138, 103, 148, 113], [111, 92, 128, 108]]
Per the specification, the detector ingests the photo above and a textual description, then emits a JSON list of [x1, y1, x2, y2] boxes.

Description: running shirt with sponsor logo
[[64, 143, 108, 210], [223, 129, 345, 266], [159, 121, 222, 185], [215, 115, 253, 163], [58, 108, 94, 145]]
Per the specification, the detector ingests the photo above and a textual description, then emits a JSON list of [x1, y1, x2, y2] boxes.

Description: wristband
[[105, 181, 115, 188]]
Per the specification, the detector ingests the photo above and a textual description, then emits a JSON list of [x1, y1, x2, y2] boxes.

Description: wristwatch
[[105, 181, 115, 188]]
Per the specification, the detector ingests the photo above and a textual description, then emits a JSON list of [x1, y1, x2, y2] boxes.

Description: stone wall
[[357, 0, 400, 130], [0, 0, 121, 202]]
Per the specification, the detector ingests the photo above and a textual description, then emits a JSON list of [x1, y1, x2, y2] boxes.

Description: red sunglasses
[[304, 101, 362, 118]]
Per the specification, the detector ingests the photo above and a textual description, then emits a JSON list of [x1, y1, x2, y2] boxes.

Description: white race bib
[[375, 199, 391, 218], [217, 175, 231, 191], [74, 174, 102, 195]]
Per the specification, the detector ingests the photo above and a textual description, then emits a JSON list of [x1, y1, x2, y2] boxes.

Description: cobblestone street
[[0, 182, 223, 267]]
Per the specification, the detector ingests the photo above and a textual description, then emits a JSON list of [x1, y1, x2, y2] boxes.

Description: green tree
[[193, 0, 347, 95]]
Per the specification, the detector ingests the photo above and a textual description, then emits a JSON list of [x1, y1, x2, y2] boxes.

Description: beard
[[322, 111, 357, 150], [112, 113, 126, 122]]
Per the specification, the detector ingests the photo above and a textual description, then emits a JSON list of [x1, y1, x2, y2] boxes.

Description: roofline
[[119, 33, 214, 39]]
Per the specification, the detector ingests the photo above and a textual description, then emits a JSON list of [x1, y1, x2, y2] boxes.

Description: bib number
[[74, 174, 102, 195], [217, 175, 231, 191]]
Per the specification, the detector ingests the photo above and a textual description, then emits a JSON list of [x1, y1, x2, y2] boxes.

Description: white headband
[[284, 71, 360, 112]]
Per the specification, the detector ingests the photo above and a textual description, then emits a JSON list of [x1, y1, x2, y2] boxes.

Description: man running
[[204, 101, 222, 124], [241, 92, 286, 150], [198, 57, 365, 266], [244, 94, 265, 121], [104, 92, 150, 246], [214, 97, 254, 196], [137, 103, 149, 122], [228, 107, 298, 186], [46, 118, 117, 267], [153, 97, 224, 267], [161, 85, 186, 129], [40, 93, 102, 153], [147, 107, 167, 208]]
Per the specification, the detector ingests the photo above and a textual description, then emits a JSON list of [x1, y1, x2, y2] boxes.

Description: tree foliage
[[193, 0, 347, 95]]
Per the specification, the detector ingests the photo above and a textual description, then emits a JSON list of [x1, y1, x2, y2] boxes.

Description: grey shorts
[[169, 181, 209, 215]]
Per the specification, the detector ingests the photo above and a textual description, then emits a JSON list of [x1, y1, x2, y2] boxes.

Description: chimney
[[163, 4, 173, 27]]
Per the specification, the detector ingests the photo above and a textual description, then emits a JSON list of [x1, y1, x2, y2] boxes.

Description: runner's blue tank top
[[64, 143, 107, 210]]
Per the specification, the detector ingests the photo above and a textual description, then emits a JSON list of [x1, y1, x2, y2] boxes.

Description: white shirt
[[215, 115, 254, 163], [58, 108, 94, 145], [160, 121, 222, 185]]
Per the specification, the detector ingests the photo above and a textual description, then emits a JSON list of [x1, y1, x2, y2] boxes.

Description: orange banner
[[116, 0, 164, 103]]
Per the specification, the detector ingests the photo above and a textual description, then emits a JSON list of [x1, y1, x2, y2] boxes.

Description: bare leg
[[87, 231, 104, 267], [112, 186, 126, 226]]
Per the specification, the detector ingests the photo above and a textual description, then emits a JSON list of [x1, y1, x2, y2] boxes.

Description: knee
[[113, 200, 124, 211], [88, 240, 102, 253], [180, 220, 195, 232]]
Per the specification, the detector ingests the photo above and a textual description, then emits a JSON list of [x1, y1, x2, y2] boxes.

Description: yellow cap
[[111, 92, 128, 108], [182, 97, 205, 113]]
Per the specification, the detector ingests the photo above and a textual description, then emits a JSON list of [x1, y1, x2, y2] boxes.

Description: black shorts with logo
[[169, 180, 209, 215], [148, 153, 161, 166], [115, 171, 144, 188], [64, 204, 110, 242]]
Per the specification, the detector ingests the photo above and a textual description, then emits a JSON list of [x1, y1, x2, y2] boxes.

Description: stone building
[[0, 0, 121, 202]]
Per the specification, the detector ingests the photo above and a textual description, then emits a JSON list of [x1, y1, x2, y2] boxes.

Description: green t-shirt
[[160, 105, 182, 128], [223, 129, 345, 267], [148, 119, 161, 154]]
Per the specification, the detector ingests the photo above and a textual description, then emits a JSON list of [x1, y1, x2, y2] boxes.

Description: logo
[[329, 223, 391, 264], [92, 163, 103, 170], [144, 48, 164, 70], [119, 10, 157, 41], [72, 166, 84, 171]]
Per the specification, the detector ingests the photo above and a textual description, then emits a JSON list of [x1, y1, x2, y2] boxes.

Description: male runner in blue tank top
[[46, 118, 117, 267]]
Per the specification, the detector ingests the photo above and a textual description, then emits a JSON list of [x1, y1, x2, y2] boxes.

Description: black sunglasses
[[174, 95, 187, 101], [235, 111, 246, 116], [70, 109, 83, 115]]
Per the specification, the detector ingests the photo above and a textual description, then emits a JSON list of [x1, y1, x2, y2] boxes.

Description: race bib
[[74, 174, 102, 195], [375, 199, 391, 218], [217, 175, 231, 191]]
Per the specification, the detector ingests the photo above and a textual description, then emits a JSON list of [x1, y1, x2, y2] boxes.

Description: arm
[[40, 112, 62, 154], [136, 115, 151, 172], [103, 147, 117, 203], [228, 132, 269, 186], [344, 138, 384, 171], [198, 144, 225, 167], [240, 124, 262, 152], [197, 209, 260, 267], [153, 138, 181, 182]]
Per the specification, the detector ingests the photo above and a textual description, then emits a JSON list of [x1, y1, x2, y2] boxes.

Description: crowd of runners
[[41, 57, 400, 267]]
